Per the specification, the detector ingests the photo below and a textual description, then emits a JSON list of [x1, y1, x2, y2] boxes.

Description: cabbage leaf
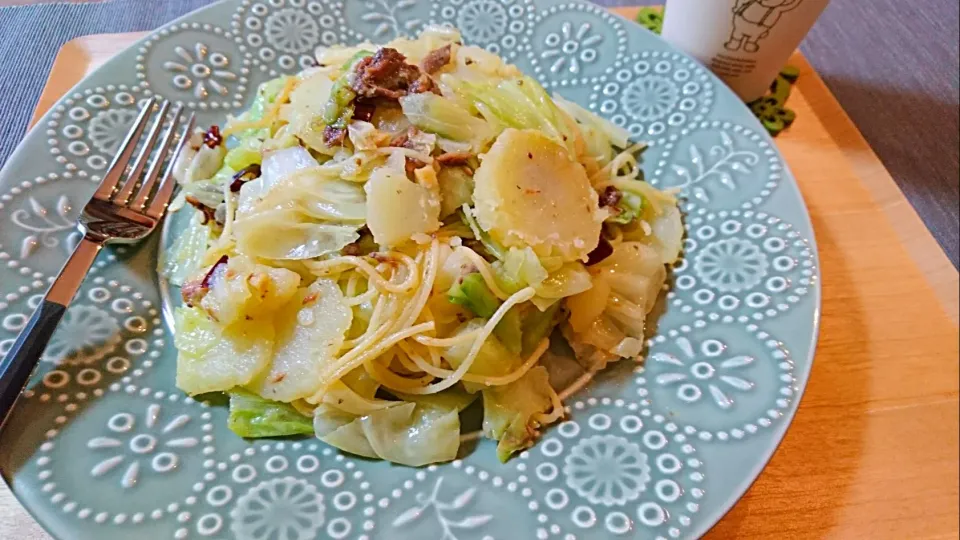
[[227, 389, 314, 438], [313, 398, 465, 466], [448, 273, 500, 318], [400, 92, 494, 150], [250, 279, 353, 402], [564, 242, 667, 370], [460, 206, 506, 260], [234, 209, 360, 260], [438, 167, 474, 219], [482, 366, 556, 462], [444, 320, 522, 387], [233, 147, 364, 259], [237, 146, 319, 215], [493, 247, 548, 295], [453, 76, 582, 155], [361, 403, 460, 466], [160, 215, 210, 287], [553, 94, 630, 164], [520, 302, 561, 357]]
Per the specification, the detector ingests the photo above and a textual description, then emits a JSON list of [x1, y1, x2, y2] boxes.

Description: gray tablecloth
[[0, 0, 956, 267]]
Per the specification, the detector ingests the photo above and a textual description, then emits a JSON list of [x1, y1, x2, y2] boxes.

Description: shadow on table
[[705, 212, 871, 538], [815, 75, 960, 268]]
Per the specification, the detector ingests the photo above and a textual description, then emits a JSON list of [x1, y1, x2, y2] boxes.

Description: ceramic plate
[[0, 0, 820, 538]]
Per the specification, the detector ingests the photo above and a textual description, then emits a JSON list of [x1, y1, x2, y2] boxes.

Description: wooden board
[[4, 8, 959, 540]]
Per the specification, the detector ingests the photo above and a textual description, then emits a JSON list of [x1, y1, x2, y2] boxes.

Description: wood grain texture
[[703, 54, 960, 539], [3, 10, 959, 540]]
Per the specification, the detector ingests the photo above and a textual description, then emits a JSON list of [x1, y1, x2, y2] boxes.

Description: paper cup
[[661, 0, 829, 101]]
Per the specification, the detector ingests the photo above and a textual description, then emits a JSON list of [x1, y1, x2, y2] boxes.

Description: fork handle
[[0, 238, 102, 427]]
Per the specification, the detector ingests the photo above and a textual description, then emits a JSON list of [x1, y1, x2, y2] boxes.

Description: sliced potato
[[282, 69, 336, 132], [473, 129, 602, 262], [364, 165, 441, 247], [175, 307, 274, 395], [251, 279, 353, 402], [199, 255, 301, 327]]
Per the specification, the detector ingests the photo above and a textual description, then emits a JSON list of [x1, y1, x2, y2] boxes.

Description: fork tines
[[92, 97, 196, 218]]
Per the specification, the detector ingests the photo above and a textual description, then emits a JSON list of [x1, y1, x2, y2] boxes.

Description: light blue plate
[[0, 1, 820, 538]]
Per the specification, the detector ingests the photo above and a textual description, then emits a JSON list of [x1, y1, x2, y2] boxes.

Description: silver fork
[[0, 97, 195, 425]]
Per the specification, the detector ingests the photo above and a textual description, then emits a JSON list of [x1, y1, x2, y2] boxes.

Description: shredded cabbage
[[553, 94, 630, 164], [453, 75, 582, 156], [400, 93, 494, 150], [494, 247, 548, 295]]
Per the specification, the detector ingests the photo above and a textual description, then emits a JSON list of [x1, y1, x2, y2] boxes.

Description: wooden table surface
[[1, 5, 959, 540]]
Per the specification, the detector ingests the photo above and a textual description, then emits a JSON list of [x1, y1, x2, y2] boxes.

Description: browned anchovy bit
[[351, 48, 423, 101], [185, 196, 217, 225], [229, 164, 262, 192], [598, 186, 622, 208], [323, 125, 347, 146], [203, 125, 223, 148], [436, 152, 473, 166], [586, 237, 614, 266], [421, 44, 452, 74]]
